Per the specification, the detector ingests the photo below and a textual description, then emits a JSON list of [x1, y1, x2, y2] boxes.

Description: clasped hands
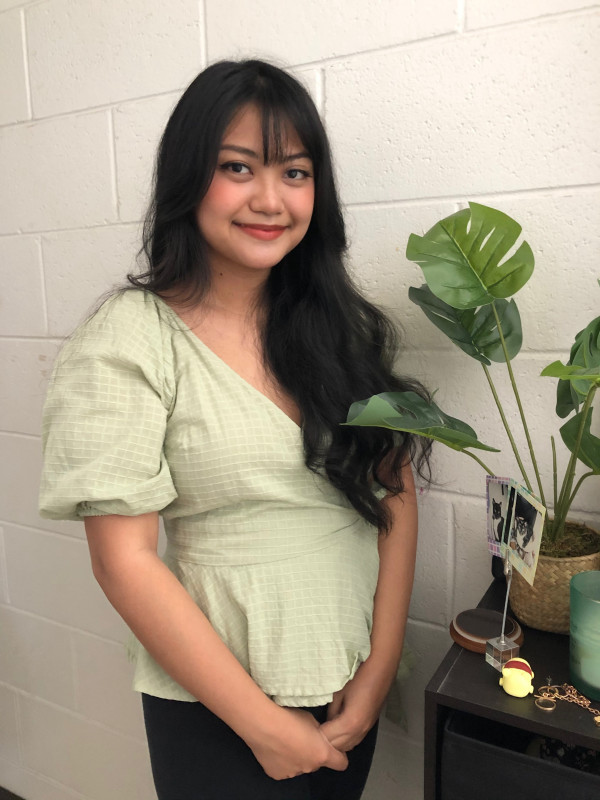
[[250, 660, 391, 780]]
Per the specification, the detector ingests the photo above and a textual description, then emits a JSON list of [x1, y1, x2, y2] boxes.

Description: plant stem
[[552, 384, 597, 541], [482, 363, 533, 492], [551, 435, 558, 512], [546, 435, 559, 541], [464, 449, 496, 476], [491, 302, 546, 508], [568, 470, 595, 510]]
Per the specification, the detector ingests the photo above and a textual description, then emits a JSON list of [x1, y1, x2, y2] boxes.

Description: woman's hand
[[319, 660, 393, 752], [246, 706, 348, 780]]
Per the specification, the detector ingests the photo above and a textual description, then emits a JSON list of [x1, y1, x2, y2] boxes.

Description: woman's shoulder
[[81, 287, 166, 333], [57, 288, 175, 377], [66, 288, 170, 349]]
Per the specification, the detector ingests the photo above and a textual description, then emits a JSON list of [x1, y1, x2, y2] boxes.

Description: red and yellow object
[[499, 658, 535, 697]]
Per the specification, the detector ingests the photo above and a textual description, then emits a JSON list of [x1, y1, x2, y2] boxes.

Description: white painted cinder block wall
[[1, 2, 599, 798]]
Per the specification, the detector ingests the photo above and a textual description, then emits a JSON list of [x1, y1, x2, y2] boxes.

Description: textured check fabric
[[40, 290, 380, 706]]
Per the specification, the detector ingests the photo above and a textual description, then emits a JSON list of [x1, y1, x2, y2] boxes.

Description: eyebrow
[[220, 144, 312, 161]]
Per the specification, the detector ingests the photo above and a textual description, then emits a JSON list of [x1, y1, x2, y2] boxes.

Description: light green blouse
[[40, 290, 380, 706]]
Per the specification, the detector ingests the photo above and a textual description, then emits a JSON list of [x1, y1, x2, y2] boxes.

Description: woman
[[40, 59, 429, 799]]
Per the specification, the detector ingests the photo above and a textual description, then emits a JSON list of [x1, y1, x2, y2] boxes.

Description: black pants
[[142, 694, 378, 800]]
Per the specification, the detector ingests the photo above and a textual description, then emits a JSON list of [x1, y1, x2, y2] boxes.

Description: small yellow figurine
[[499, 658, 534, 697]]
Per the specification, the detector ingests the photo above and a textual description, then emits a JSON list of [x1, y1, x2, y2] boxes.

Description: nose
[[249, 173, 284, 215]]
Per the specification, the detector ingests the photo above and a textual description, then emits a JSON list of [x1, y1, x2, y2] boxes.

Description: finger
[[323, 743, 349, 772], [319, 719, 347, 748]]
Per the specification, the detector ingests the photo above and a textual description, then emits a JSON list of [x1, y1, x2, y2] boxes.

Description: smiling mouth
[[234, 223, 287, 241]]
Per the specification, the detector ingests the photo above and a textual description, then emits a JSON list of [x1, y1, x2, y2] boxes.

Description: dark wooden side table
[[424, 579, 600, 800]]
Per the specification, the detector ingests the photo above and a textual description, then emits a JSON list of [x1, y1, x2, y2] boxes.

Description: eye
[[285, 168, 312, 181], [220, 161, 251, 175]]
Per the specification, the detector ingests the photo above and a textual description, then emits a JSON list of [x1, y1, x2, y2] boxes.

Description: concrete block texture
[[0, 236, 46, 336], [0, 8, 29, 124], [326, 13, 600, 204], [363, 725, 423, 799], [0, 757, 85, 800], [0, 339, 60, 436], [410, 491, 452, 625], [0, 686, 19, 765], [4, 523, 129, 641], [206, 0, 457, 64], [113, 94, 179, 223], [346, 201, 456, 345], [0, 606, 75, 707], [0, 0, 38, 10], [26, 0, 202, 118], [468, 190, 600, 352], [0, 527, 7, 603], [466, 1, 597, 29], [399, 619, 452, 741], [42, 224, 140, 336], [0, 111, 116, 234], [452, 497, 498, 617], [0, 433, 82, 537], [72, 632, 146, 739], [18, 695, 157, 800], [348, 190, 600, 353]]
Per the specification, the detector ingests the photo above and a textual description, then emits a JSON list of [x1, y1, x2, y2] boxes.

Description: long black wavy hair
[[130, 59, 431, 532]]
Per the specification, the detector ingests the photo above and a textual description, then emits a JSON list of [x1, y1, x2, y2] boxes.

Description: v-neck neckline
[[155, 294, 302, 431]]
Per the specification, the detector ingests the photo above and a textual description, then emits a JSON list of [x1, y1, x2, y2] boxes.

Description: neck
[[206, 263, 270, 317]]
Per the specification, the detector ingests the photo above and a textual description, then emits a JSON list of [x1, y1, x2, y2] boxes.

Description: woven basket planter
[[510, 550, 600, 634]]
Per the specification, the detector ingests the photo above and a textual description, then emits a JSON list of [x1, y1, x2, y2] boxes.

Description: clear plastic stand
[[486, 555, 520, 671]]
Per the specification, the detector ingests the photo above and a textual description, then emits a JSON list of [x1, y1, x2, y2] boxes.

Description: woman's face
[[196, 104, 315, 278]]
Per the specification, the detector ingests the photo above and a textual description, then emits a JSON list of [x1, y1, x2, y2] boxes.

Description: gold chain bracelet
[[534, 681, 600, 726]]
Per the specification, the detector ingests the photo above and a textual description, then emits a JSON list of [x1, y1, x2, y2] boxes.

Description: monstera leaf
[[409, 284, 522, 364], [544, 314, 600, 417], [406, 202, 534, 309], [345, 391, 499, 453], [560, 409, 600, 473]]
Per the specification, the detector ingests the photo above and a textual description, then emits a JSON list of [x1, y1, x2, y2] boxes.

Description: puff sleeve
[[39, 291, 178, 520]]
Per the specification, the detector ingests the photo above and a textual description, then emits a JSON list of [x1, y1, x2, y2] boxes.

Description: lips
[[234, 223, 287, 241]]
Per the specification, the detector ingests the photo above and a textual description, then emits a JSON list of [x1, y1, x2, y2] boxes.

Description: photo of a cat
[[486, 476, 510, 557], [505, 483, 546, 586]]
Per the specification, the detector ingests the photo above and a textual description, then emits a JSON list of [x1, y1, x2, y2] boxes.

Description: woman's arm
[[320, 462, 418, 751], [84, 512, 347, 779]]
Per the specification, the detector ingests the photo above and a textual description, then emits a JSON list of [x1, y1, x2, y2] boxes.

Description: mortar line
[[0, 519, 85, 542], [35, 236, 50, 336], [19, 6, 33, 119], [462, 4, 600, 36], [0, 680, 147, 744], [0, 603, 128, 650], [456, 0, 466, 34], [0, 528, 11, 606], [200, 0, 209, 67], [345, 182, 600, 211], [0, 220, 141, 239], [448, 502, 457, 619]]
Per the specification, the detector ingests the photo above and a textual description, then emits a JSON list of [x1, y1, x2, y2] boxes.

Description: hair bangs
[[249, 75, 321, 168]]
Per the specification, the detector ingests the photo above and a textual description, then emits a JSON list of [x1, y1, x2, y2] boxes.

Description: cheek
[[293, 187, 315, 225], [198, 177, 241, 222]]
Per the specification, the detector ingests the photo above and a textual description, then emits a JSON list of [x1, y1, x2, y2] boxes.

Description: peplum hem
[[129, 529, 379, 707]]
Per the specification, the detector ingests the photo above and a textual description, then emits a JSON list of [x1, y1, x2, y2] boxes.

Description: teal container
[[570, 570, 600, 701]]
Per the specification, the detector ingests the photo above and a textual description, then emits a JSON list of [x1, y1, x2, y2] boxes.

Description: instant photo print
[[504, 482, 546, 586], [486, 476, 510, 557]]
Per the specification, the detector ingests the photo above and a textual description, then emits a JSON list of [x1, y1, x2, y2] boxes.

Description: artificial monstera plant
[[346, 202, 600, 556]]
